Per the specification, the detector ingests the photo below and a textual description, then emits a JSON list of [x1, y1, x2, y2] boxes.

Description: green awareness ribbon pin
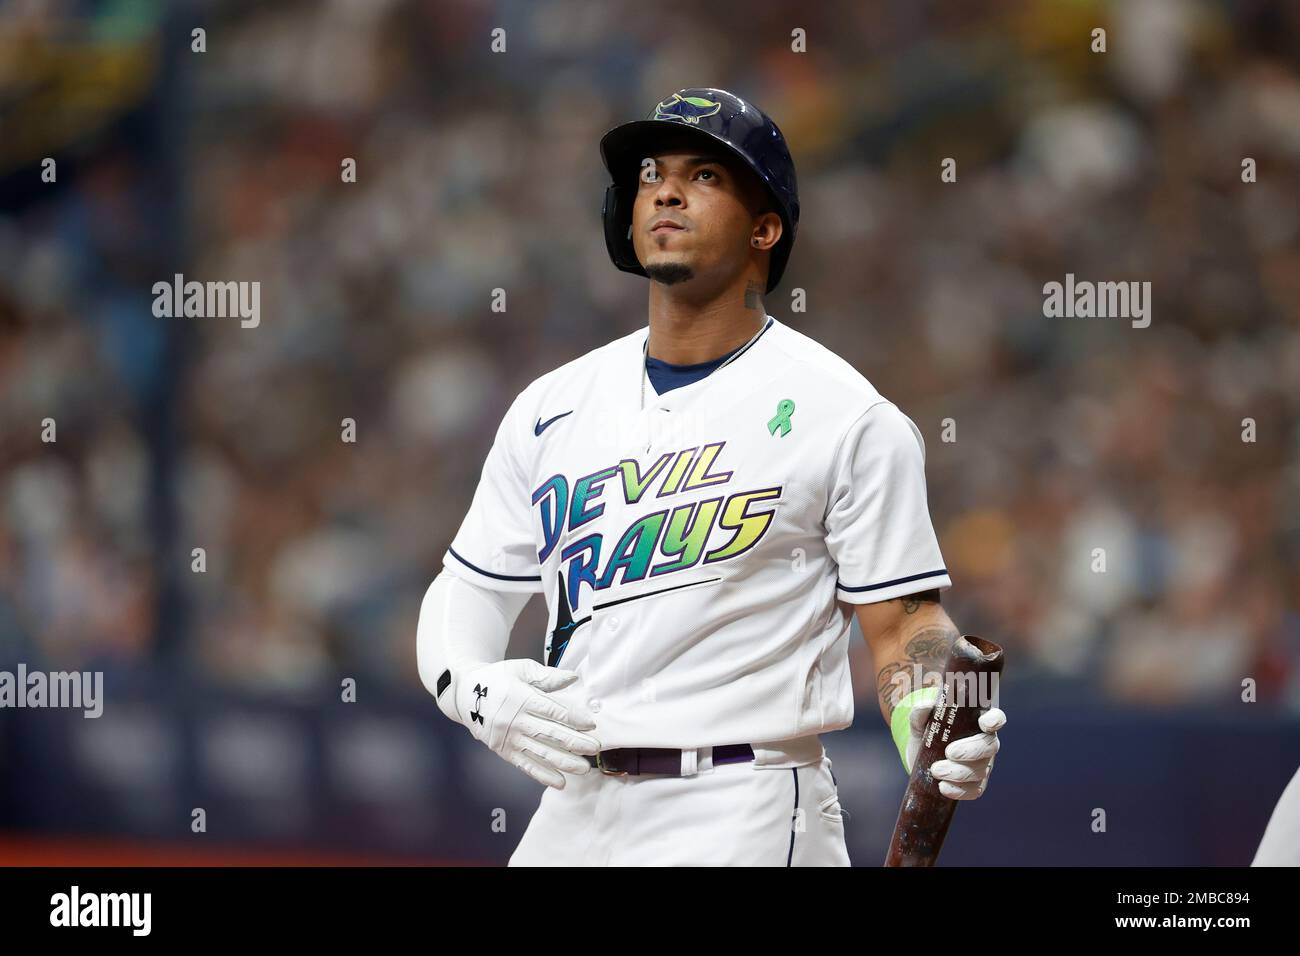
[[767, 399, 796, 437]]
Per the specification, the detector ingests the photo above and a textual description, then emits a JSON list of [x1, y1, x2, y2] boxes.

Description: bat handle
[[883, 635, 1004, 867]]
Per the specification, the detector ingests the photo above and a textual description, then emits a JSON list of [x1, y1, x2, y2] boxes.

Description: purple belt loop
[[712, 744, 755, 766]]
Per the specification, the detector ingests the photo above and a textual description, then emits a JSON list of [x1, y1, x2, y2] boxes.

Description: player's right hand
[[454, 659, 600, 789]]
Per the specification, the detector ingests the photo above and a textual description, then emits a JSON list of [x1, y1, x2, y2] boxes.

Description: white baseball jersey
[[1254, 765, 1300, 866], [443, 315, 951, 749]]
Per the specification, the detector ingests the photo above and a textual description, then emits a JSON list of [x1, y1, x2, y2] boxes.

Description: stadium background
[[1, 0, 1299, 865]]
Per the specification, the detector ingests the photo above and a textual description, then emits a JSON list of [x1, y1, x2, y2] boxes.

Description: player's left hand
[[904, 698, 1006, 801]]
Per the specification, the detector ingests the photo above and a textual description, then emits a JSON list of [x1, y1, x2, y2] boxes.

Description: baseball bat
[[883, 635, 1004, 867]]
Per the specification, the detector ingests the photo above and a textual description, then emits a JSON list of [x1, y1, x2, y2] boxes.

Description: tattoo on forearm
[[876, 624, 958, 720], [875, 661, 912, 710], [903, 627, 952, 666], [899, 589, 941, 615]]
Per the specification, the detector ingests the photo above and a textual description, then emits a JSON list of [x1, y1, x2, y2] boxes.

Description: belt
[[587, 744, 754, 776]]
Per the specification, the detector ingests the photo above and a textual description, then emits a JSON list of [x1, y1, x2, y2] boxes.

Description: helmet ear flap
[[602, 183, 646, 277]]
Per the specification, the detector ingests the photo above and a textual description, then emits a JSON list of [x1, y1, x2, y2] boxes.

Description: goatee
[[646, 263, 694, 286]]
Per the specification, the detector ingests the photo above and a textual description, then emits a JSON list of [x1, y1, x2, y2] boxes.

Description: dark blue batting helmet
[[600, 88, 800, 293]]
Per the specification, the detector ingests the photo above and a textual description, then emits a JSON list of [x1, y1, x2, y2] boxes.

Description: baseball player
[[1253, 764, 1300, 866], [417, 88, 1006, 866]]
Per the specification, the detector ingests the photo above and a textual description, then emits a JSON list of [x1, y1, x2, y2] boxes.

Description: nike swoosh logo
[[534, 411, 573, 436]]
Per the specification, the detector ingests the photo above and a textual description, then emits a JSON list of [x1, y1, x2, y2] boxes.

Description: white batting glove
[[451, 659, 601, 789], [895, 688, 1006, 800], [927, 706, 1005, 800]]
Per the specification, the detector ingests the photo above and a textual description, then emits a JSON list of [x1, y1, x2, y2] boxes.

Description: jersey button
[[606, 616, 620, 631], [588, 698, 602, 713]]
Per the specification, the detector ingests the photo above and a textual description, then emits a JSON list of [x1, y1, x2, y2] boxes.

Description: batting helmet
[[600, 88, 799, 294]]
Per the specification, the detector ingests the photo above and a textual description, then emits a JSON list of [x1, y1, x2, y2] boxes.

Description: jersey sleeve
[[442, 390, 544, 593], [824, 401, 951, 604]]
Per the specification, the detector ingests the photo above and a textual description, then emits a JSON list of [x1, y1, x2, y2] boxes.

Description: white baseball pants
[[509, 740, 851, 867]]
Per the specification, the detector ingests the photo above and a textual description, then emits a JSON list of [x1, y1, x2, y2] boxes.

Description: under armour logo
[[471, 683, 488, 724]]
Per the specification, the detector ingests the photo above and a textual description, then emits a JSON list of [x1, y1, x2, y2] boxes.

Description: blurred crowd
[[1, 0, 1298, 712]]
